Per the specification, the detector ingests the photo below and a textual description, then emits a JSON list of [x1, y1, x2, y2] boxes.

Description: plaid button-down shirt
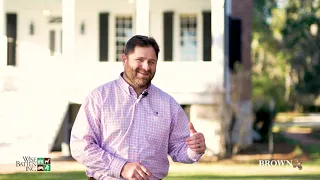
[[70, 73, 203, 180]]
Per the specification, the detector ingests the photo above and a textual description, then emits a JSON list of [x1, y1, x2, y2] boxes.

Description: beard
[[124, 66, 155, 89]]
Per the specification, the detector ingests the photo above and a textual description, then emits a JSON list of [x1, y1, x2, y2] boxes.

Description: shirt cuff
[[109, 157, 127, 178], [187, 148, 204, 162]]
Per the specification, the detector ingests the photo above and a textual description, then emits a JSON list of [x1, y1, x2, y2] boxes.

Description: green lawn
[[1, 171, 320, 180], [2, 131, 319, 180], [168, 174, 320, 180]]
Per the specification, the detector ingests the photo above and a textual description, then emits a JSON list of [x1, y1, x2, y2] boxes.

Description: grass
[[310, 131, 320, 139], [274, 132, 320, 165], [2, 130, 319, 180], [0, 172, 85, 180], [168, 174, 320, 180], [303, 144, 320, 165], [1, 171, 320, 180], [275, 112, 306, 123]]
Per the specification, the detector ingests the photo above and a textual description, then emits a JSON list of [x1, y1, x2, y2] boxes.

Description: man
[[70, 35, 206, 180]]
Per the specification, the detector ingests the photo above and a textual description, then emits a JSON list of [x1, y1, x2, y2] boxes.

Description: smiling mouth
[[138, 72, 149, 76]]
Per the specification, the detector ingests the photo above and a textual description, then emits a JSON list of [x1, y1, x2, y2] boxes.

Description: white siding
[[4, 0, 224, 105]]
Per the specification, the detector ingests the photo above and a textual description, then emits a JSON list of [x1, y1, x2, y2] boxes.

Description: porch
[[0, 0, 250, 162]]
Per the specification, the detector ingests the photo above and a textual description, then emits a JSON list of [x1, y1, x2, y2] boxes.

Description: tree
[[252, 0, 289, 111], [282, 0, 320, 108], [252, 0, 320, 111]]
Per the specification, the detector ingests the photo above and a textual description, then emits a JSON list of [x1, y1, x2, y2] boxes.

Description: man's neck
[[122, 73, 147, 97]]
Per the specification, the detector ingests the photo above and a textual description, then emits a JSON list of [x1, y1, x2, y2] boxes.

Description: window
[[115, 16, 133, 61], [180, 15, 197, 61]]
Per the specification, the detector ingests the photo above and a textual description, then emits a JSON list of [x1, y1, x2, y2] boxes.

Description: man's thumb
[[189, 122, 197, 135]]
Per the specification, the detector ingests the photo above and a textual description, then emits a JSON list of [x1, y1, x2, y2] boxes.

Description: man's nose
[[141, 61, 151, 71]]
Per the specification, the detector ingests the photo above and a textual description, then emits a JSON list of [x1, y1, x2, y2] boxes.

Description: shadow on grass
[[1, 172, 320, 180], [0, 171, 86, 180], [166, 174, 320, 180], [275, 133, 320, 165]]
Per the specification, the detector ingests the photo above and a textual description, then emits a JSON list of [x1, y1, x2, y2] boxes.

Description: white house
[[0, 0, 253, 162]]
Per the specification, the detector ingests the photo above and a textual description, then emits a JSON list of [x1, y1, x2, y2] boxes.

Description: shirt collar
[[117, 72, 152, 96]]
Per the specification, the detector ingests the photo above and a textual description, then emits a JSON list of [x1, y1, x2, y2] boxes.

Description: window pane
[[115, 16, 133, 61], [180, 15, 197, 61]]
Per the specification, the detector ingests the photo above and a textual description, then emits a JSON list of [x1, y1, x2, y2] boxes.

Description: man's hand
[[120, 162, 152, 180], [185, 122, 206, 154]]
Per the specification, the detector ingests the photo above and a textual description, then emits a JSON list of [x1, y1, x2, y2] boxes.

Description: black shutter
[[6, 13, 17, 66], [163, 11, 173, 61], [49, 30, 55, 56], [228, 17, 242, 71], [203, 11, 211, 61], [99, 12, 109, 62]]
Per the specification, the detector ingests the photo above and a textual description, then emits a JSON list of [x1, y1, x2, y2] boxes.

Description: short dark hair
[[124, 35, 160, 58]]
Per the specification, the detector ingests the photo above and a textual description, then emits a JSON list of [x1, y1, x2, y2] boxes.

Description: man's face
[[122, 46, 157, 89]]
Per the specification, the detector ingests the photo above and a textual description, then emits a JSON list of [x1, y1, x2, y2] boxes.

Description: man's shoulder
[[88, 80, 117, 97], [151, 84, 179, 105]]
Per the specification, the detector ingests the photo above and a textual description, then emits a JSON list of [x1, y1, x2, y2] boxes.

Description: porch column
[[0, 0, 6, 92], [225, 0, 232, 104], [211, 0, 225, 88], [135, 0, 149, 36], [203, 0, 227, 157], [62, 0, 76, 156]]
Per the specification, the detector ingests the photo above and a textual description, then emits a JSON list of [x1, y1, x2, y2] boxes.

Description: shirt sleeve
[[70, 93, 126, 179], [168, 104, 204, 163]]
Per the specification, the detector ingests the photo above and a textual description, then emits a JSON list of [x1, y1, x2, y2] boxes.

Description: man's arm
[[168, 105, 204, 163], [70, 93, 126, 179]]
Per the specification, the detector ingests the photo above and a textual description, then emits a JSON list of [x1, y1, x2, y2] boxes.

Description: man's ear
[[121, 54, 127, 65]]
